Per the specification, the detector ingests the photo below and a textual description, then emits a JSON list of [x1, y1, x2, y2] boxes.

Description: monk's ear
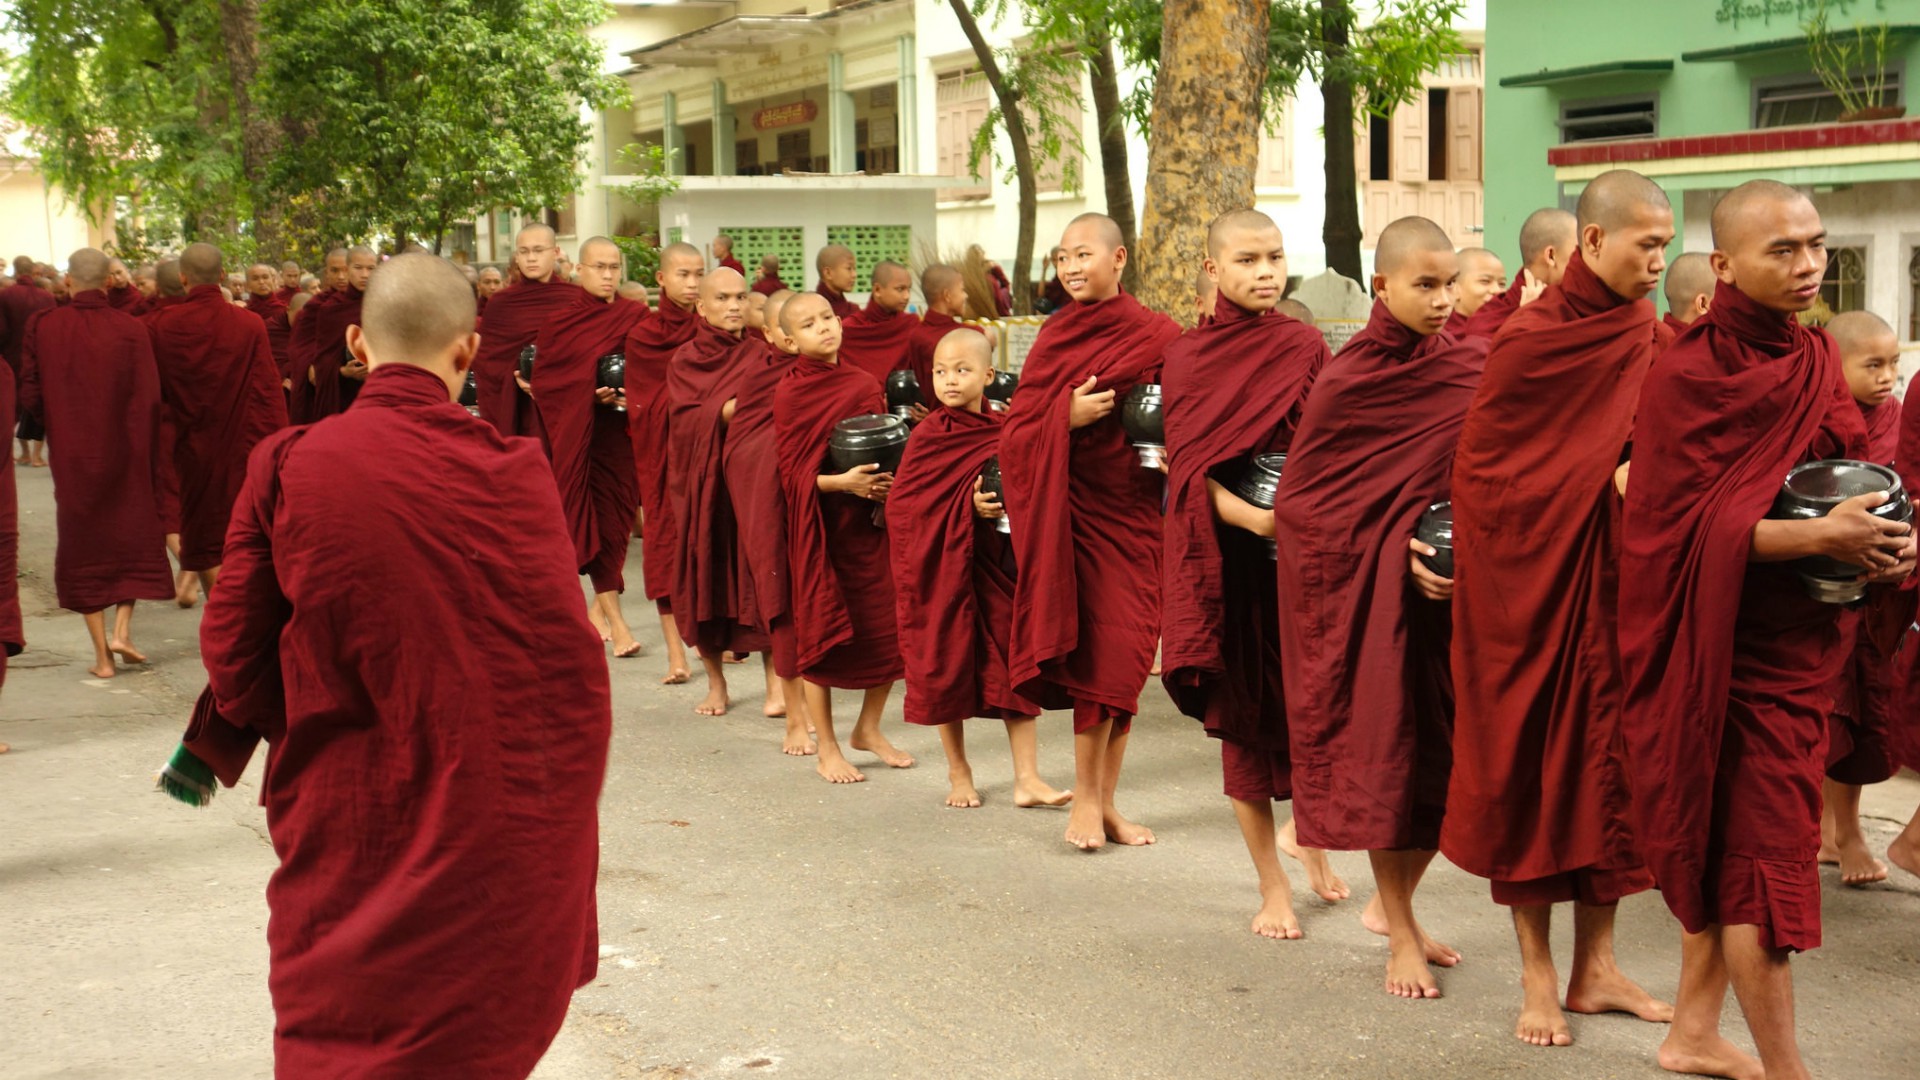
[[1580, 223, 1604, 256], [452, 332, 480, 375], [1113, 245, 1129, 272], [345, 324, 371, 367], [1370, 272, 1387, 298], [1708, 250, 1735, 284]]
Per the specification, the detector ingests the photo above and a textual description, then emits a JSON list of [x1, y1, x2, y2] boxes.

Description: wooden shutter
[[1448, 87, 1481, 183], [1259, 100, 1294, 188], [1393, 94, 1427, 184]]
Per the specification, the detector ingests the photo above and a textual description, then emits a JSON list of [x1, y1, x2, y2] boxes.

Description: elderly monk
[[814, 244, 859, 318], [1464, 209, 1573, 340], [752, 254, 787, 296], [1620, 180, 1913, 1080], [1444, 170, 1677, 1047], [146, 243, 287, 595], [243, 262, 293, 377], [889, 328, 1070, 809], [775, 293, 913, 782], [275, 261, 302, 304], [105, 257, 144, 314], [623, 241, 707, 685], [1, 254, 56, 467], [476, 265, 505, 309], [288, 246, 376, 422], [18, 248, 174, 678], [180, 253, 608, 1078], [837, 260, 919, 386], [1162, 210, 1342, 935], [712, 233, 745, 276], [1273, 216, 1487, 999], [473, 224, 575, 439], [1662, 252, 1715, 334], [1000, 213, 1181, 849], [1449, 248, 1507, 334], [906, 264, 981, 409]]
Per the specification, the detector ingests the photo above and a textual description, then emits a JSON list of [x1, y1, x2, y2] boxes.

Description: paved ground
[[3, 460, 1918, 1080]]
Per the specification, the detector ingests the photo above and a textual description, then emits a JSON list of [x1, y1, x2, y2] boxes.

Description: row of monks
[[3, 169, 1912, 1078]]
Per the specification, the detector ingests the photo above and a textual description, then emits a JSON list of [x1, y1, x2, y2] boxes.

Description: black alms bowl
[[828, 414, 910, 474], [598, 352, 626, 392], [1235, 453, 1286, 559], [886, 370, 921, 417], [980, 455, 1012, 535], [1770, 458, 1913, 603], [985, 369, 1020, 404], [459, 368, 479, 408], [518, 344, 537, 382], [1416, 500, 1454, 579], [1120, 384, 1165, 467]]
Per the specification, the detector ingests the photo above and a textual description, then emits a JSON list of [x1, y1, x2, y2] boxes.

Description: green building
[[1485, 0, 1919, 341]]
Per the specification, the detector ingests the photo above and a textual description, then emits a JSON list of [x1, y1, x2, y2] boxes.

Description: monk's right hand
[[1068, 376, 1115, 429], [1823, 491, 1912, 572], [838, 463, 889, 501], [1409, 538, 1454, 601], [1518, 268, 1546, 308], [972, 477, 1004, 520]]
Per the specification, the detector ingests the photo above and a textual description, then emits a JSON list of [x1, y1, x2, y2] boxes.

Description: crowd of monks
[[0, 168, 1916, 1079]]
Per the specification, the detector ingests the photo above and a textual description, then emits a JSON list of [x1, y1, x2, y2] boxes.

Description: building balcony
[[1547, 117, 1920, 189]]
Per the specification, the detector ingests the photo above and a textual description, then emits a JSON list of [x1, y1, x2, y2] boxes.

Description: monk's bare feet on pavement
[[1252, 881, 1303, 940], [815, 749, 865, 784], [849, 729, 914, 768], [1657, 1033, 1764, 1080], [764, 685, 787, 718], [1385, 933, 1442, 999], [695, 686, 729, 716], [722, 650, 747, 664], [1363, 900, 1462, 967], [1890, 826, 1920, 879], [946, 767, 982, 809], [588, 610, 612, 642], [88, 661, 115, 679], [611, 628, 642, 659], [660, 665, 691, 685], [108, 639, 147, 665], [782, 714, 817, 756], [1104, 808, 1154, 846], [1517, 968, 1571, 1046], [1065, 802, 1105, 850], [1566, 966, 1673, 1024], [1822, 835, 1889, 886], [1278, 817, 1350, 901], [1013, 780, 1073, 808]]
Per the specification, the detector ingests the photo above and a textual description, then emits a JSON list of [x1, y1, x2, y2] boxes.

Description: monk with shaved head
[[1, 248, 57, 467], [837, 259, 920, 389], [1661, 252, 1715, 333], [1161, 209, 1343, 935], [105, 256, 144, 314], [906, 263, 981, 409], [1450, 248, 1506, 333], [242, 262, 293, 378], [1446, 168, 1677, 1046], [814, 244, 858, 317], [1464, 209, 1575, 339], [473, 223, 576, 439], [1620, 179, 1913, 1080], [275, 261, 302, 303], [1273, 215, 1487, 998], [181, 252, 608, 1077], [751, 253, 787, 296], [287, 245, 376, 422]]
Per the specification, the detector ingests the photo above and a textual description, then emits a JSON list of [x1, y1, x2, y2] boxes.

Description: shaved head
[[923, 264, 961, 299], [579, 236, 621, 264], [661, 242, 704, 271], [1374, 216, 1455, 276], [936, 327, 994, 367], [360, 253, 476, 362], [1663, 252, 1715, 313], [1710, 179, 1812, 251], [871, 260, 910, 289], [1827, 310, 1895, 355], [762, 290, 795, 347], [66, 247, 108, 289], [700, 266, 747, 301], [1577, 169, 1671, 233], [155, 260, 183, 297], [12, 255, 33, 278], [815, 244, 854, 273], [1066, 213, 1124, 250], [516, 223, 556, 248], [281, 261, 301, 274], [780, 290, 832, 336], [1518, 208, 1577, 267], [180, 242, 224, 286], [1206, 208, 1279, 259]]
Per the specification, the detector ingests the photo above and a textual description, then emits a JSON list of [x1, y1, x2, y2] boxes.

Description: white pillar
[[896, 35, 918, 173], [827, 52, 856, 173], [712, 79, 736, 176], [662, 91, 684, 176]]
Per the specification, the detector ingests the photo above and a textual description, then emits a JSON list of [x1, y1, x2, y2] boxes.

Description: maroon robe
[[1894, 399, 1920, 773], [272, 285, 299, 306], [1162, 295, 1328, 799], [1442, 309, 1469, 337], [146, 285, 288, 571], [719, 255, 746, 276], [0, 358, 20, 684], [186, 363, 608, 1078], [1000, 293, 1181, 728], [473, 277, 582, 439], [905, 311, 982, 407], [106, 283, 146, 315], [287, 286, 366, 423], [773, 356, 903, 688], [1461, 274, 1525, 340], [751, 275, 788, 297], [623, 300, 702, 606], [1662, 312, 1693, 338], [1824, 396, 1905, 785], [244, 291, 293, 378], [888, 405, 1038, 724], [17, 291, 174, 612], [1620, 280, 1867, 952], [667, 323, 767, 654], [533, 292, 647, 594], [838, 300, 918, 385], [0, 281, 56, 442], [1273, 304, 1488, 852], [1444, 252, 1664, 906], [725, 341, 798, 674], [818, 285, 857, 319]]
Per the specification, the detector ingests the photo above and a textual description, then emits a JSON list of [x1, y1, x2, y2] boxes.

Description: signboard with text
[[753, 101, 818, 131]]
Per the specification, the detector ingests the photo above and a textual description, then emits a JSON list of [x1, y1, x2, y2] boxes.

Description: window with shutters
[[1821, 246, 1867, 316], [1354, 50, 1483, 246], [936, 69, 991, 201], [1559, 96, 1658, 143], [1022, 73, 1084, 195], [1257, 100, 1294, 189]]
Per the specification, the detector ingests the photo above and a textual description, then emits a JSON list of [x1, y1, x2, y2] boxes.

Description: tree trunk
[[947, 0, 1037, 315], [1137, 0, 1269, 323], [1320, 0, 1364, 282], [1087, 28, 1138, 294], [217, 0, 281, 260]]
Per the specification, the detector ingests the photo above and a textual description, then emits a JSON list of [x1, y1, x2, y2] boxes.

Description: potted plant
[[1804, 1, 1905, 122]]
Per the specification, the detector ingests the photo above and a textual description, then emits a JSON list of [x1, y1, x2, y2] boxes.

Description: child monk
[[999, 213, 1181, 849], [906, 264, 976, 408], [1662, 252, 1716, 334], [814, 244, 859, 317], [1272, 216, 1486, 998], [1161, 209, 1344, 937], [888, 328, 1070, 809], [1448, 247, 1506, 334], [837, 260, 919, 386], [774, 292, 912, 782]]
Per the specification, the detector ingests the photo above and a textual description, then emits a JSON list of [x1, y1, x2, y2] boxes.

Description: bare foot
[[816, 753, 866, 784], [1889, 831, 1920, 879], [1362, 894, 1388, 936], [781, 718, 817, 757], [1278, 818, 1350, 901], [1065, 802, 1105, 850], [946, 775, 982, 808], [1657, 1032, 1764, 1080], [1566, 967, 1674, 1023], [849, 731, 914, 768], [29, 455, 46, 467], [1517, 967, 1572, 1046], [1103, 808, 1155, 846], [1831, 835, 1889, 886], [1252, 881, 1303, 940], [1013, 780, 1073, 808], [588, 612, 612, 642], [1385, 937, 1442, 999], [695, 687, 729, 716], [107, 640, 148, 665], [1361, 903, 1461, 967], [613, 637, 643, 659], [660, 665, 691, 685], [87, 662, 116, 679], [764, 696, 787, 718], [722, 650, 747, 665], [174, 571, 200, 609]]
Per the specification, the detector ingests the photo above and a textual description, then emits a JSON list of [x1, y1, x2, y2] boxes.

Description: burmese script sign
[[753, 101, 818, 131], [1715, 0, 1888, 31]]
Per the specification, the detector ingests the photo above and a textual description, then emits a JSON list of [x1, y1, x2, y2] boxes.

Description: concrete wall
[[0, 164, 100, 267]]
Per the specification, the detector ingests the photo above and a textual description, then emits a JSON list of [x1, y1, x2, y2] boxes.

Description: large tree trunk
[[1087, 28, 1138, 294], [947, 0, 1037, 315], [1137, 0, 1269, 323], [217, 0, 282, 260], [1320, 0, 1363, 282]]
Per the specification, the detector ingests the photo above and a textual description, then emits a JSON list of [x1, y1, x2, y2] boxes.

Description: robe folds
[[837, 300, 918, 386], [751, 275, 788, 296], [1894, 400, 1920, 773], [106, 284, 146, 315], [667, 322, 767, 655], [1273, 303, 1488, 852], [725, 341, 798, 675], [1662, 312, 1694, 339], [818, 285, 857, 319], [1443, 252, 1662, 906], [533, 292, 648, 594], [17, 291, 174, 612], [1161, 295, 1327, 799], [0, 359, 21, 684], [146, 285, 288, 571], [1461, 274, 1525, 340], [286, 286, 365, 424], [773, 356, 903, 688], [719, 255, 746, 276], [244, 292, 293, 378], [1620, 280, 1867, 952], [1443, 310, 1470, 337], [888, 405, 1039, 724], [999, 292, 1181, 728], [0, 282, 55, 442], [187, 363, 608, 1079], [905, 311, 983, 408], [1824, 396, 1906, 785], [273, 285, 299, 306], [623, 300, 703, 606], [473, 277, 582, 439]]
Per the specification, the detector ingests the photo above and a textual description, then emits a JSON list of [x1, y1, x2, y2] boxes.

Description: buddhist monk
[[477, 265, 504, 307], [2, 254, 56, 466], [712, 234, 745, 276], [814, 244, 859, 318], [752, 254, 787, 296], [473, 224, 575, 439], [288, 246, 375, 422], [838, 260, 919, 386], [774, 292, 913, 782], [17, 248, 174, 678], [1273, 216, 1487, 998], [745, 290, 767, 331], [1450, 247, 1507, 334], [1192, 266, 1218, 328], [141, 258, 196, 608], [1040, 246, 1071, 313], [1463, 208, 1572, 340], [1816, 310, 1905, 888], [105, 257, 144, 313], [1161, 209, 1343, 934], [1662, 252, 1716, 334], [1892, 387, 1920, 886], [319, 248, 349, 293], [179, 252, 608, 1077], [1445, 170, 1677, 1045], [1619, 179, 1913, 1080], [1276, 298, 1315, 324], [275, 261, 302, 303], [906, 264, 981, 409], [0, 343, 18, 717], [1000, 213, 1181, 848], [134, 263, 157, 300], [244, 262, 293, 376]]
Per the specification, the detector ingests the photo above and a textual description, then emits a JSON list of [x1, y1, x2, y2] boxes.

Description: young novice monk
[[837, 260, 919, 387], [888, 328, 1071, 809], [1272, 216, 1487, 999], [774, 292, 913, 782], [1162, 209, 1343, 938]]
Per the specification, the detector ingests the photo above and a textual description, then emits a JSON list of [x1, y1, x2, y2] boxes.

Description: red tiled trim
[[1546, 118, 1920, 166]]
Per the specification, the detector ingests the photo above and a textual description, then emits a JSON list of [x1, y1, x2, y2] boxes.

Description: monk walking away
[[1445, 170, 1677, 1048], [1619, 180, 1914, 1080], [18, 248, 175, 678], [888, 328, 1070, 810], [1662, 252, 1715, 333], [1161, 209, 1345, 938], [1273, 216, 1485, 999], [1000, 214, 1180, 850]]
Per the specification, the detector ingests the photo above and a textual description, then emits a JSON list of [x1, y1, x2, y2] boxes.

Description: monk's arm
[[1751, 492, 1910, 569], [721, 397, 737, 424], [1206, 478, 1274, 537], [198, 443, 291, 726]]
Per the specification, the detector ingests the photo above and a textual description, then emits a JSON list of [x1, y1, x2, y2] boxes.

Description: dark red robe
[[719, 255, 746, 276], [725, 340, 798, 674], [667, 323, 767, 655], [1894, 399, 1920, 773], [999, 293, 1181, 729], [1620, 280, 1867, 952], [1442, 309, 1469, 337], [751, 275, 788, 296], [0, 358, 21, 684], [1662, 312, 1694, 338], [1461, 274, 1525, 340], [905, 311, 983, 407], [1273, 303, 1487, 851], [1443, 252, 1664, 906], [244, 291, 293, 379], [623, 300, 702, 607], [0, 281, 56, 442], [146, 285, 288, 571], [473, 277, 582, 439], [773, 356, 903, 688], [818, 285, 857, 319], [272, 285, 299, 306], [186, 363, 608, 1078], [287, 286, 365, 423], [837, 300, 918, 386], [1824, 396, 1905, 785], [1162, 295, 1327, 800], [17, 291, 174, 612], [106, 283, 146, 315]]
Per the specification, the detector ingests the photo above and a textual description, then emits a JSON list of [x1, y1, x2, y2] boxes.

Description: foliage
[[614, 143, 683, 208], [612, 235, 661, 283], [1804, 0, 1894, 115], [957, 0, 1086, 195]]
